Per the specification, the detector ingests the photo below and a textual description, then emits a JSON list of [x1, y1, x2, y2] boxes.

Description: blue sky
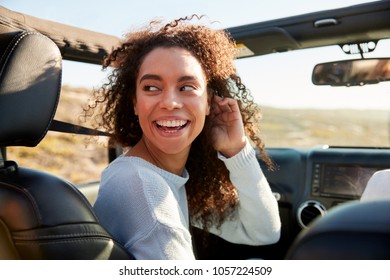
[[2, 0, 389, 109]]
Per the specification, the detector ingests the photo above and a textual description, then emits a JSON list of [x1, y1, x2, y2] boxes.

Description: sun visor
[[231, 27, 300, 58]]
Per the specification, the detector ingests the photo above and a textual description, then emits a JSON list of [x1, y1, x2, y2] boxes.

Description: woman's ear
[[206, 88, 214, 116]]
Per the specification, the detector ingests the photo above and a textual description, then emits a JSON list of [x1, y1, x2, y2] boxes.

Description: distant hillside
[[6, 85, 389, 184], [261, 106, 389, 147]]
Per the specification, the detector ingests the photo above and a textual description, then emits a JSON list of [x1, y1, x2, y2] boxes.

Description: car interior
[[0, 1, 389, 260]]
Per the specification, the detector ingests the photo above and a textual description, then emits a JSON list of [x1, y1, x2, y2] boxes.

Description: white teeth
[[156, 120, 187, 127]]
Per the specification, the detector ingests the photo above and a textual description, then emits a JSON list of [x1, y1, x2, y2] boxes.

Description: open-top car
[[0, 1, 389, 260]]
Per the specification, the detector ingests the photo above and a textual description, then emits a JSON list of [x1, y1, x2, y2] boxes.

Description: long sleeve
[[207, 140, 281, 245], [94, 156, 195, 260]]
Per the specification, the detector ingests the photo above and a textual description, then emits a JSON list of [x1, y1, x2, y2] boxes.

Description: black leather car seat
[[0, 31, 134, 259], [286, 199, 390, 259]]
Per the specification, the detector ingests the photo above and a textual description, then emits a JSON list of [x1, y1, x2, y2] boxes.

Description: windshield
[[235, 39, 390, 148]]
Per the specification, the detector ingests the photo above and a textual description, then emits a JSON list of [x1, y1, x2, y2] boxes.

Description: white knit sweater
[[93, 141, 281, 259]]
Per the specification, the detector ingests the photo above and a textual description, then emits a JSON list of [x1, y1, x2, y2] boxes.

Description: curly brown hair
[[86, 15, 273, 230]]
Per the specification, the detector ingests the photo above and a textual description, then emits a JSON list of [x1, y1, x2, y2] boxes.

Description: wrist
[[219, 138, 246, 158]]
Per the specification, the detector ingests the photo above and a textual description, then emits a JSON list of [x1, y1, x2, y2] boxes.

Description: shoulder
[[98, 156, 186, 210], [93, 157, 174, 244], [103, 156, 157, 177], [101, 156, 169, 188], [94, 156, 189, 248]]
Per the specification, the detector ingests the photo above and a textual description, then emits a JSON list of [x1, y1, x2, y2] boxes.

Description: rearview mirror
[[312, 58, 390, 86]]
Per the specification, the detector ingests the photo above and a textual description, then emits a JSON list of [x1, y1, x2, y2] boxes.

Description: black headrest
[[286, 200, 390, 259], [0, 31, 61, 147]]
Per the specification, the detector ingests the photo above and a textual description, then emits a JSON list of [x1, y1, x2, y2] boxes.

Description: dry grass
[[261, 107, 389, 148], [5, 86, 390, 184]]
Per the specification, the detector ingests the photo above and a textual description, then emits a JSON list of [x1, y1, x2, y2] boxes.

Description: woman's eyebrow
[[139, 74, 162, 83], [177, 75, 199, 83], [139, 74, 201, 84]]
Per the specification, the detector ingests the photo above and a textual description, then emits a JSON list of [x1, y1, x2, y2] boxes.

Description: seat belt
[[49, 119, 111, 136]]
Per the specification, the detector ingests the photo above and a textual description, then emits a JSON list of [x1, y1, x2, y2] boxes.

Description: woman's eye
[[144, 85, 159, 92], [180, 85, 195, 91]]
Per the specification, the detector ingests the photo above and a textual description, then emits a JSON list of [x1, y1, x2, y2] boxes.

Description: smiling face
[[134, 47, 210, 159]]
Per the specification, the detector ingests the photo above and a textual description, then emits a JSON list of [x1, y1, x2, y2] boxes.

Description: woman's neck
[[126, 137, 189, 176]]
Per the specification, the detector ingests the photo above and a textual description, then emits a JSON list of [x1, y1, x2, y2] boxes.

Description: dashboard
[[264, 146, 390, 233]]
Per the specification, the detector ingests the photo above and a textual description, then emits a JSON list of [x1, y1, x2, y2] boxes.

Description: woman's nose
[[160, 88, 183, 110]]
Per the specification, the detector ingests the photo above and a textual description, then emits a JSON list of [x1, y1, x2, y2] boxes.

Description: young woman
[[88, 16, 281, 259]]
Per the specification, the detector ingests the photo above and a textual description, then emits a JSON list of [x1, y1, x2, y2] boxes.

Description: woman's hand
[[210, 95, 246, 158]]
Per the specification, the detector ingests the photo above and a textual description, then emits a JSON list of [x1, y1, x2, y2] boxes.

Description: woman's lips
[[155, 119, 189, 133]]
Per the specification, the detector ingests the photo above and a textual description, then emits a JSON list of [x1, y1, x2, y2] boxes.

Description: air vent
[[297, 200, 326, 228]]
